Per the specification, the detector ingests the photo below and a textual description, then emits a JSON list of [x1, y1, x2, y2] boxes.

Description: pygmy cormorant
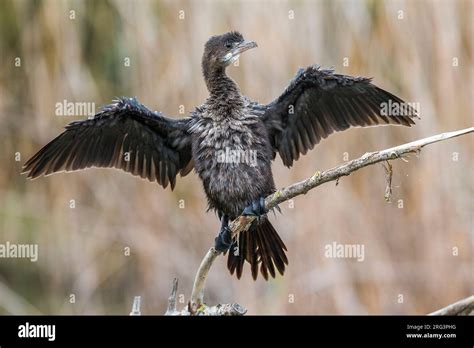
[[23, 31, 418, 280]]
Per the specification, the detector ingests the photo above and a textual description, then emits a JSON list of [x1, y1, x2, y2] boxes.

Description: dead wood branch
[[429, 295, 474, 316], [161, 127, 473, 315]]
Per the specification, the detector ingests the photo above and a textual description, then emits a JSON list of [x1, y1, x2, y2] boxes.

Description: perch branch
[[226, 127, 473, 241], [190, 248, 220, 309], [186, 127, 473, 313]]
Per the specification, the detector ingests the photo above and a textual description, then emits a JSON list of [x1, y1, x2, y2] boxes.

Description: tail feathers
[[227, 218, 288, 280]]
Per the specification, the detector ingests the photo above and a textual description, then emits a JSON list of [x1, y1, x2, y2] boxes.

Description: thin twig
[[429, 295, 474, 316], [382, 161, 393, 202], [129, 296, 141, 316], [164, 278, 179, 315]]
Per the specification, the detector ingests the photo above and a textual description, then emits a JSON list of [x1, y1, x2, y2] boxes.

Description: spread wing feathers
[[22, 97, 193, 190], [260, 65, 419, 167]]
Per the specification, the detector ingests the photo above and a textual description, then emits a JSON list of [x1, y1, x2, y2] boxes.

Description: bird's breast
[[190, 114, 274, 216]]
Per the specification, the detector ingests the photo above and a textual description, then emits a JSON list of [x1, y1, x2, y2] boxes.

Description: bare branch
[[187, 127, 473, 313], [382, 161, 393, 202], [164, 278, 179, 315], [164, 276, 247, 316], [429, 295, 474, 316], [227, 127, 473, 239], [129, 296, 141, 316], [190, 248, 220, 311]]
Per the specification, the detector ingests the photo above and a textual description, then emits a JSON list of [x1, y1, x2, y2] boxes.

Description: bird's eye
[[224, 41, 233, 49]]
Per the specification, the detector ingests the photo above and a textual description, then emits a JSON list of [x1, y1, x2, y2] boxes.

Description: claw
[[242, 196, 267, 217], [259, 196, 265, 213], [214, 226, 232, 252], [214, 215, 232, 252]]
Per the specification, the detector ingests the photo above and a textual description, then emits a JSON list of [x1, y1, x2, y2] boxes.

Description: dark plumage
[[22, 31, 418, 280]]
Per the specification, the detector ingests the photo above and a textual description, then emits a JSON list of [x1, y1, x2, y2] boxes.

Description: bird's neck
[[204, 68, 243, 106]]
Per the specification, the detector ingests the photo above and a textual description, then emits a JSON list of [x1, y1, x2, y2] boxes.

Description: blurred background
[[0, 0, 472, 315]]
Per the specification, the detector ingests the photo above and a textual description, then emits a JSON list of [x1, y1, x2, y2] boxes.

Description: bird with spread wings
[[23, 32, 418, 280]]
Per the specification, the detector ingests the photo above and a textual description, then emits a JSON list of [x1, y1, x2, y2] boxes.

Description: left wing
[[22, 97, 193, 189]]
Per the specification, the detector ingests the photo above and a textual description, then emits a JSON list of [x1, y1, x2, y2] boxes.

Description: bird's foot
[[214, 225, 232, 252], [242, 196, 267, 217]]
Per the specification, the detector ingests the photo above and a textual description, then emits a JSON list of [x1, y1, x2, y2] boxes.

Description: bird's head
[[202, 31, 257, 80]]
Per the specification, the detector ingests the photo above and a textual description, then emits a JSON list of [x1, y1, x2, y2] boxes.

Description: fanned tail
[[227, 218, 288, 280]]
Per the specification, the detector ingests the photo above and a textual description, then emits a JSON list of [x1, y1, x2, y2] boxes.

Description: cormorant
[[22, 31, 418, 280]]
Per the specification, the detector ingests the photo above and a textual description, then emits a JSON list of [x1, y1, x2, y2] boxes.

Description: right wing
[[22, 97, 193, 190], [259, 66, 418, 167]]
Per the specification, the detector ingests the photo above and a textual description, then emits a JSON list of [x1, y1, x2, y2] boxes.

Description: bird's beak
[[222, 40, 257, 63], [233, 40, 258, 56]]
